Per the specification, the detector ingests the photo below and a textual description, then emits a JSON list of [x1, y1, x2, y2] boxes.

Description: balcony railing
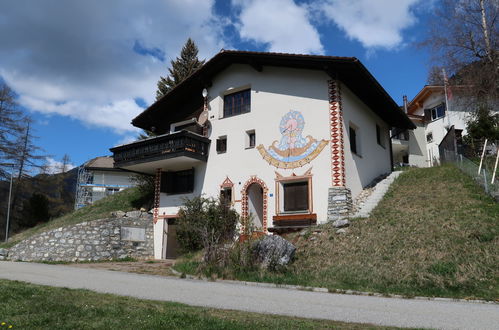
[[110, 130, 210, 168]]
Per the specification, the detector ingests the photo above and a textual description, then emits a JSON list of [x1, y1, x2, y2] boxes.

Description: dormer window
[[223, 89, 251, 117], [424, 103, 446, 121]]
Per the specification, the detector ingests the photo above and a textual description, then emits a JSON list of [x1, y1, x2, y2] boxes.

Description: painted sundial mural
[[257, 110, 328, 169]]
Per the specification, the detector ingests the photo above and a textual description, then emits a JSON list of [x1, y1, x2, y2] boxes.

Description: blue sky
[[0, 0, 436, 172]]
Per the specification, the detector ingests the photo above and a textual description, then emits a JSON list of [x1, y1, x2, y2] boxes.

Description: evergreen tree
[[156, 38, 205, 101]]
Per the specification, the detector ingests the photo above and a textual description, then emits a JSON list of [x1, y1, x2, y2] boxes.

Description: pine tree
[[156, 38, 205, 101]]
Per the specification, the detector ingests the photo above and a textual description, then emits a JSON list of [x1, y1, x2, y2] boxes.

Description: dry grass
[[191, 165, 499, 300]]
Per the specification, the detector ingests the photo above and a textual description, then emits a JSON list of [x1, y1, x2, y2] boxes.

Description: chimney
[[403, 95, 408, 114]]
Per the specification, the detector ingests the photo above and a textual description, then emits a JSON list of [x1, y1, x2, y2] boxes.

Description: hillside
[[0, 168, 78, 241], [0, 187, 144, 249], [177, 165, 499, 300]]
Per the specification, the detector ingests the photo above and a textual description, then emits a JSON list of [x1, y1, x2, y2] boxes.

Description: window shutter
[[424, 109, 431, 121]]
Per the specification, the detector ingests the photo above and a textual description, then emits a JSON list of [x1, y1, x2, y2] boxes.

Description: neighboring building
[[74, 156, 136, 209], [392, 85, 473, 167], [110, 50, 414, 259]]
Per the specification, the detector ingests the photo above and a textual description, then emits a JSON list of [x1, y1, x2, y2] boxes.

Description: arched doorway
[[241, 176, 268, 233]]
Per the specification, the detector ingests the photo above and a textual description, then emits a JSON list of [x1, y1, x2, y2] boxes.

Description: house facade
[[392, 85, 472, 167], [74, 156, 136, 209], [111, 51, 414, 259]]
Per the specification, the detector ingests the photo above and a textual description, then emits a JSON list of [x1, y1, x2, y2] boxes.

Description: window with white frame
[[424, 103, 446, 121], [223, 89, 251, 117]]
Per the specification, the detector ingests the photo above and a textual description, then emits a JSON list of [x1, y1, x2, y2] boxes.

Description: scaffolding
[[74, 165, 93, 210], [74, 158, 137, 210]]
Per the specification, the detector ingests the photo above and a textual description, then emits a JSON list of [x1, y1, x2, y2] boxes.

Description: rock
[[336, 228, 348, 234], [253, 235, 296, 270], [332, 219, 350, 228], [111, 211, 126, 218], [125, 210, 142, 218]]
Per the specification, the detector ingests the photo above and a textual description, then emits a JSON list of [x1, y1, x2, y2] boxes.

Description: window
[[216, 136, 227, 153], [220, 188, 232, 208], [223, 89, 250, 117], [106, 188, 120, 196], [246, 130, 256, 148], [376, 124, 386, 148], [160, 169, 194, 195], [349, 125, 359, 155], [424, 103, 446, 121], [283, 181, 309, 212], [426, 132, 433, 143]]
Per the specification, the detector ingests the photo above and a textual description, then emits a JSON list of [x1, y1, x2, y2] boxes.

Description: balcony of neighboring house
[[110, 130, 210, 174]]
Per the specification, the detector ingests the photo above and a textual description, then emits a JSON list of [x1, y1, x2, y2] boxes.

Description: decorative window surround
[[274, 167, 313, 215]]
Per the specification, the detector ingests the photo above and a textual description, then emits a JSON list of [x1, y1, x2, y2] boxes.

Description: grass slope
[[178, 165, 499, 300], [0, 280, 400, 329], [1, 187, 142, 249]]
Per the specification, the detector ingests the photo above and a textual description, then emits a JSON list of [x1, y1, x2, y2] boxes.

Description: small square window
[[426, 132, 433, 143], [216, 136, 227, 153], [246, 130, 256, 148], [283, 181, 309, 212]]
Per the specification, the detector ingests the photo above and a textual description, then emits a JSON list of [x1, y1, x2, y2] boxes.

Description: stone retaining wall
[[6, 211, 154, 262]]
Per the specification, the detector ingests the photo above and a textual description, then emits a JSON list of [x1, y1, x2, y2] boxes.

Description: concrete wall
[[7, 211, 153, 262]]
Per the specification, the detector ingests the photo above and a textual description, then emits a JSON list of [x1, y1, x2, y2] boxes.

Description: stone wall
[[6, 211, 154, 262], [327, 187, 352, 221]]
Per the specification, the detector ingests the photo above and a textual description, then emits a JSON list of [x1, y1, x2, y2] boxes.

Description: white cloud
[[43, 157, 76, 174], [0, 0, 227, 135], [233, 0, 324, 54], [316, 0, 422, 50]]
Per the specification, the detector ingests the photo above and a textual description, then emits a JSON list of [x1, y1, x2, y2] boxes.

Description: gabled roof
[[84, 156, 117, 171], [407, 85, 444, 114], [133, 50, 415, 131]]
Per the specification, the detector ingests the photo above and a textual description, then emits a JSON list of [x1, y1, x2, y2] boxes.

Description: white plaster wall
[[92, 171, 136, 186], [412, 92, 472, 166], [153, 219, 164, 259], [341, 84, 392, 198], [202, 65, 333, 225], [408, 123, 428, 167], [157, 64, 394, 228]]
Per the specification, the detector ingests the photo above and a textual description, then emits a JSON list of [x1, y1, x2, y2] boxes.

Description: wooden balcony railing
[[110, 131, 210, 168]]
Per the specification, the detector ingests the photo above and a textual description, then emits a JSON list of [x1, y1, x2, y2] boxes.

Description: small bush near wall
[[176, 197, 238, 263]]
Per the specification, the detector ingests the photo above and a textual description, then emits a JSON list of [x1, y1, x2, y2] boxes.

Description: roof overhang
[[133, 50, 415, 132]]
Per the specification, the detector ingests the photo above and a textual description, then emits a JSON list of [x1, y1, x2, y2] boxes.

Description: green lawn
[[0, 279, 399, 329], [176, 165, 499, 301]]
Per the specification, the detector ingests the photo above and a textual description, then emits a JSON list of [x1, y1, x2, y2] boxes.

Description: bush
[[176, 197, 239, 262]]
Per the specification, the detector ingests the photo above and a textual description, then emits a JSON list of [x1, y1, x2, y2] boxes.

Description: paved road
[[1, 261, 498, 329]]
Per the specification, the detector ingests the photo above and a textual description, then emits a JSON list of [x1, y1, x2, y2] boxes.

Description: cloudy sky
[[0, 0, 435, 169]]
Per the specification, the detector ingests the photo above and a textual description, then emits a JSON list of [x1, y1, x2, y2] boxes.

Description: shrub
[[176, 197, 239, 262]]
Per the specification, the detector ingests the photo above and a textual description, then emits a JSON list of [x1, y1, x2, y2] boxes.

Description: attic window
[[216, 136, 227, 153], [424, 103, 446, 121], [223, 89, 250, 117]]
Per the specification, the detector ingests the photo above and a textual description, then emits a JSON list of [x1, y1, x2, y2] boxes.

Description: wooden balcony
[[110, 131, 210, 174]]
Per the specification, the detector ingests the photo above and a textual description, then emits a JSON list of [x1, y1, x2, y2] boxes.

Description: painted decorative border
[[241, 176, 268, 233], [220, 176, 234, 189], [257, 140, 328, 169], [328, 80, 346, 187], [153, 168, 161, 224]]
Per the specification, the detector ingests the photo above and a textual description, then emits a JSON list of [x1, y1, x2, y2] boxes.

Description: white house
[[74, 156, 136, 209], [392, 85, 473, 167], [111, 50, 414, 259]]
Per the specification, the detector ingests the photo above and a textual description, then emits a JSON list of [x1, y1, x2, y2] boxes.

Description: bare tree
[[60, 154, 71, 173], [422, 0, 498, 102], [0, 83, 23, 180]]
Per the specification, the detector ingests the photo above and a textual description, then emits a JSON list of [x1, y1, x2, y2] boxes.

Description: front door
[[162, 218, 179, 259]]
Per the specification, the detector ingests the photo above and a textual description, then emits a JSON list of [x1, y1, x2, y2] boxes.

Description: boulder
[[253, 235, 296, 270], [111, 211, 126, 218], [0, 248, 8, 260], [125, 210, 142, 218], [332, 219, 350, 228]]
